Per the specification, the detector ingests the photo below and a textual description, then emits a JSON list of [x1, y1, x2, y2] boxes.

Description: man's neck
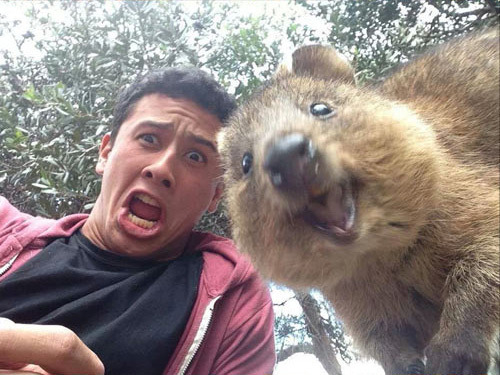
[[80, 217, 191, 262]]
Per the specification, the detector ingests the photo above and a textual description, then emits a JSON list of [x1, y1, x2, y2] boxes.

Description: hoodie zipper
[[176, 295, 222, 375], [0, 253, 19, 277]]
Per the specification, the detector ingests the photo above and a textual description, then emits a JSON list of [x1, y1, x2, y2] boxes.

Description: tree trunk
[[296, 291, 343, 375]]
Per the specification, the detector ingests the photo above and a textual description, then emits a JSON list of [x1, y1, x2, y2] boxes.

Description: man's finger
[[0, 323, 104, 375]]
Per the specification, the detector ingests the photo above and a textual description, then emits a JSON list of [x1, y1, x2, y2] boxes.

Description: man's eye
[[186, 151, 206, 163], [140, 134, 158, 144]]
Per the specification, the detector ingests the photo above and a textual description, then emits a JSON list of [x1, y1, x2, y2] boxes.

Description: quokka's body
[[219, 29, 499, 375]]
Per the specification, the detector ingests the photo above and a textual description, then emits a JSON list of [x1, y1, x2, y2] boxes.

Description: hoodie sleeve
[[1, 196, 87, 251], [0, 197, 31, 236], [0, 197, 32, 258], [0, 197, 32, 278], [0, 197, 85, 281]]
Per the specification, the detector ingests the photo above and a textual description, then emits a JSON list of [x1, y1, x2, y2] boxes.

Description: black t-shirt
[[0, 231, 203, 375]]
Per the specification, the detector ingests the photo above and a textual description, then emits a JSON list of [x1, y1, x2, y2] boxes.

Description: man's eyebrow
[[138, 120, 173, 130], [188, 134, 217, 153], [138, 121, 217, 152]]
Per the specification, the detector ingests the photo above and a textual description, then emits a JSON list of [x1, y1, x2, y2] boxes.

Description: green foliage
[[210, 15, 281, 98]]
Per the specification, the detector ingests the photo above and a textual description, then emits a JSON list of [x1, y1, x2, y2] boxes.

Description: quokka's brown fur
[[219, 29, 499, 375]]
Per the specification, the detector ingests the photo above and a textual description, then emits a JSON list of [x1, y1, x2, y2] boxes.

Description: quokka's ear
[[292, 45, 355, 84]]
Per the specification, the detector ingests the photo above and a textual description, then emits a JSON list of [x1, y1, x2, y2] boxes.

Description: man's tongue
[[129, 197, 161, 221]]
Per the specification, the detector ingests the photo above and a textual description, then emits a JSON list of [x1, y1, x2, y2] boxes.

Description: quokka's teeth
[[128, 213, 156, 229], [135, 193, 160, 207], [308, 184, 327, 198]]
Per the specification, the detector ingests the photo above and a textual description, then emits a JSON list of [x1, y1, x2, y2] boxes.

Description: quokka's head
[[218, 45, 440, 288]]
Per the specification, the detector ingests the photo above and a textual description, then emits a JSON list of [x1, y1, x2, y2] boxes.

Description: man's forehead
[[131, 93, 221, 126], [118, 93, 222, 139]]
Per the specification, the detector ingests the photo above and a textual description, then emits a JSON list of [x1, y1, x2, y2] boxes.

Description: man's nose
[[141, 151, 176, 189]]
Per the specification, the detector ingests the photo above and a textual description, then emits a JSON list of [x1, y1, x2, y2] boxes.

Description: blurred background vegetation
[[1, 1, 497, 373]]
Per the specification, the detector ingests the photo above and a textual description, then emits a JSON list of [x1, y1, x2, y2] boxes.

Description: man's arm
[[0, 318, 104, 375]]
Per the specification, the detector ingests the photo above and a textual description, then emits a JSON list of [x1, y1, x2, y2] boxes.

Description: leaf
[[54, 106, 70, 116], [22, 84, 39, 101], [32, 182, 49, 189], [41, 188, 59, 195], [83, 202, 95, 210]]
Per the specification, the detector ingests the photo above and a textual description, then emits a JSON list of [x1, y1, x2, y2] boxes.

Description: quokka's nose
[[263, 133, 316, 192]]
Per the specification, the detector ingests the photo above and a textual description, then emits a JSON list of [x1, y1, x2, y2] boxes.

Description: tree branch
[[273, 296, 296, 307], [453, 7, 490, 18], [485, 0, 500, 15], [277, 342, 314, 362]]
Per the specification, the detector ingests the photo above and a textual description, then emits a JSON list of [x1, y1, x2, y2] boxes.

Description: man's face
[[82, 94, 224, 259]]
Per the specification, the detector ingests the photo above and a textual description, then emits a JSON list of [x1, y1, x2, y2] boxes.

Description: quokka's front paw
[[425, 336, 490, 375], [404, 358, 425, 375]]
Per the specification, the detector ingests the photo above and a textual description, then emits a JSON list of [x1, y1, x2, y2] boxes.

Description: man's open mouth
[[300, 179, 357, 244], [127, 193, 162, 229]]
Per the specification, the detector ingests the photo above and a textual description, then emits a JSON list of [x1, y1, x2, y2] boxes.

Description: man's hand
[[0, 318, 104, 375]]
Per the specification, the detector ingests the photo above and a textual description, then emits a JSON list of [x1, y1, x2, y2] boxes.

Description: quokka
[[219, 29, 499, 375]]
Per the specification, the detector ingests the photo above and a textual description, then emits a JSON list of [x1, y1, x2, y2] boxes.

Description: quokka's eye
[[242, 152, 253, 175], [310, 103, 336, 119]]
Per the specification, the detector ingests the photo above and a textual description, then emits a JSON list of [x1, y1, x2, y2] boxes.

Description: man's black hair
[[110, 67, 236, 141]]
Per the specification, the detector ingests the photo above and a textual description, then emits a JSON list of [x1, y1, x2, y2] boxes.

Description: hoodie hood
[[185, 231, 255, 298]]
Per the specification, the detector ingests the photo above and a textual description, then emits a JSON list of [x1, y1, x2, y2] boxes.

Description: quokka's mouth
[[300, 179, 358, 244], [261, 132, 358, 243]]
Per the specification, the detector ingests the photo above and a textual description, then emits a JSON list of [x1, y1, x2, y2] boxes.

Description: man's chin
[[112, 222, 190, 261]]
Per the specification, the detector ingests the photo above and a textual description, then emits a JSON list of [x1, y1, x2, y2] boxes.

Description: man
[[0, 68, 276, 374]]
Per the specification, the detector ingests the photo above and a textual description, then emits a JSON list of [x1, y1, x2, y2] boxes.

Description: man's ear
[[96, 133, 112, 176], [207, 181, 224, 213]]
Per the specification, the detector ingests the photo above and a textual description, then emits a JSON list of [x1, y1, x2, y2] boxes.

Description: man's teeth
[[135, 193, 160, 207], [128, 213, 156, 229]]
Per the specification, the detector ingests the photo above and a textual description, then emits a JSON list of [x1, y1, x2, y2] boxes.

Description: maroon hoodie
[[0, 196, 276, 374]]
